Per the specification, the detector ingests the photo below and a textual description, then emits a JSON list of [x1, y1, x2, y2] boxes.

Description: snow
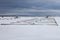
[[0, 16, 58, 25], [0, 16, 60, 40]]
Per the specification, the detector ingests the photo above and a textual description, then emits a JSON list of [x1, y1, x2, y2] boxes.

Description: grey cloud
[[0, 0, 60, 9]]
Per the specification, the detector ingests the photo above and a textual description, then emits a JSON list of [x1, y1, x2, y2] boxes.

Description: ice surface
[[0, 16, 58, 26], [0, 16, 60, 40]]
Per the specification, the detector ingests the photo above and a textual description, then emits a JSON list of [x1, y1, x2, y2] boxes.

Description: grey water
[[0, 12, 60, 16]]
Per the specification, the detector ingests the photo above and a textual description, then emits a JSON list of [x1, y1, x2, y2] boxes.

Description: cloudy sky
[[0, 0, 60, 15]]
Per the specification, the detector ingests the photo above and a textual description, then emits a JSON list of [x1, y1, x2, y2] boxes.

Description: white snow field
[[0, 16, 60, 40]]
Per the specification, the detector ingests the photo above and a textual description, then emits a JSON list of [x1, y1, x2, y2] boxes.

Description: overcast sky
[[0, 0, 60, 9], [0, 0, 60, 15]]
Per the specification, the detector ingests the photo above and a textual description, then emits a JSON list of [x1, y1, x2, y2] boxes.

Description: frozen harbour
[[0, 16, 60, 40]]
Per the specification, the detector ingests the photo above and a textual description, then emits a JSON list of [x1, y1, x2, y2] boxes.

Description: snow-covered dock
[[0, 16, 59, 26]]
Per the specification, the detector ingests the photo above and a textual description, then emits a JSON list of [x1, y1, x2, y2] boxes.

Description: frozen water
[[0, 16, 60, 40]]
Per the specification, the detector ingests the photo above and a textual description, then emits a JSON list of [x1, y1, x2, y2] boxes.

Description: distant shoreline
[[0, 15, 59, 17]]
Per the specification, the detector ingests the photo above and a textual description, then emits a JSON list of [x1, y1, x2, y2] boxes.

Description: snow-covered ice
[[0, 16, 58, 25], [0, 16, 60, 40]]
